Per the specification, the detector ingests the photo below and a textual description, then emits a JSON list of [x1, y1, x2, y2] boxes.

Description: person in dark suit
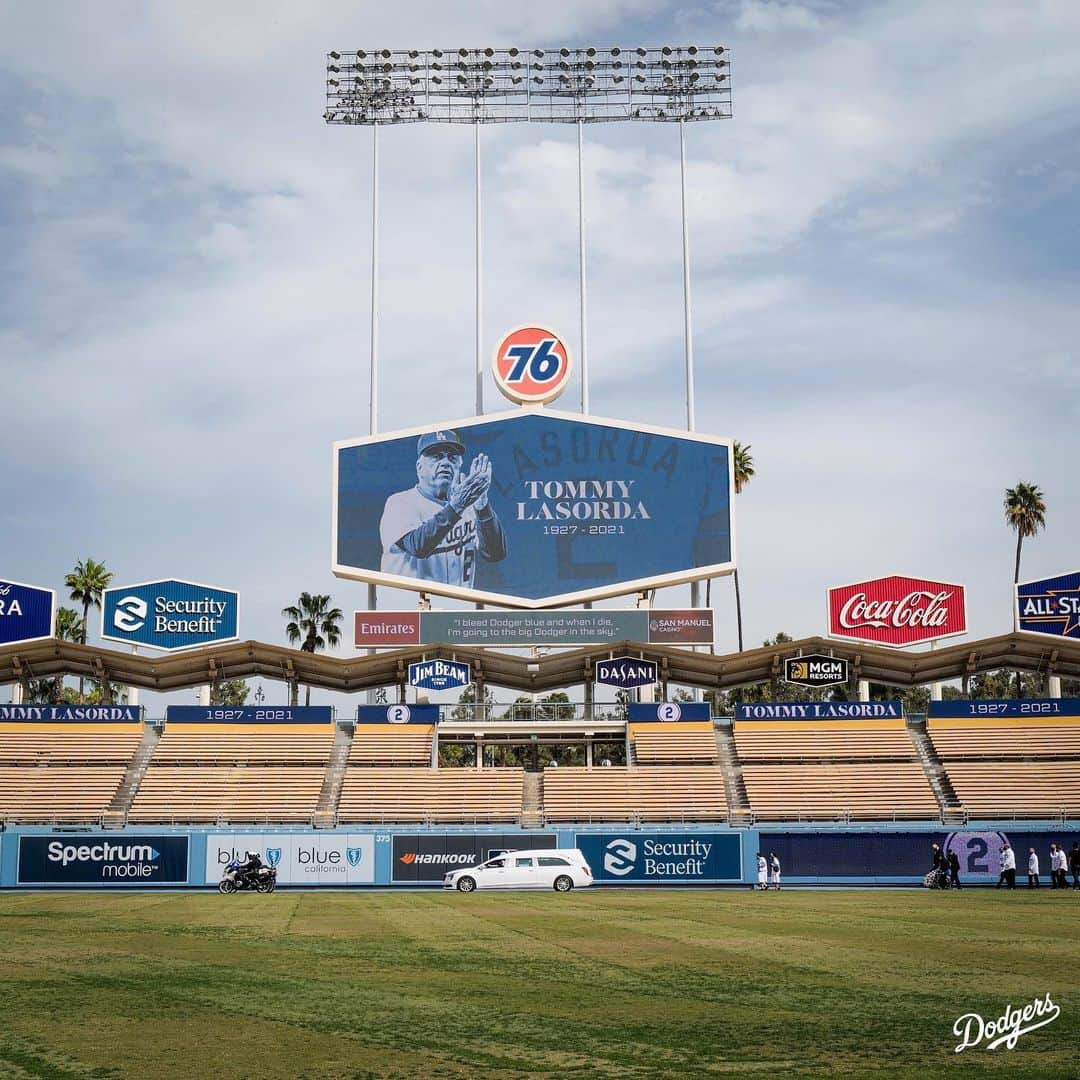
[[947, 849, 961, 889]]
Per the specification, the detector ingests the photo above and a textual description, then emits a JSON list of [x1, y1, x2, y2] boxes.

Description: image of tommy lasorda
[[379, 429, 507, 587]]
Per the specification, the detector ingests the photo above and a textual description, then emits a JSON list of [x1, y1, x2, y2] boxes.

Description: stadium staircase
[[714, 721, 753, 824], [314, 723, 354, 828], [103, 723, 162, 828], [907, 716, 965, 823], [521, 771, 544, 827]]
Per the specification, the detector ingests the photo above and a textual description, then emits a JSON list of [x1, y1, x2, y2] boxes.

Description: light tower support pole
[[475, 121, 484, 415], [680, 119, 701, 621], [367, 122, 380, 694], [578, 119, 589, 415]]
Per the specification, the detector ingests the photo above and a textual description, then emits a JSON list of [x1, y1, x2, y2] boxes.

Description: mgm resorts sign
[[783, 654, 849, 688]]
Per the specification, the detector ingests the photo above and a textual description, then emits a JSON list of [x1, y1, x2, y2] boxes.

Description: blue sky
[[2, 1, 1078, 708]]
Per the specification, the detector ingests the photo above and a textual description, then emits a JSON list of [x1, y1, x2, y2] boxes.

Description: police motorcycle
[[219, 856, 277, 894]]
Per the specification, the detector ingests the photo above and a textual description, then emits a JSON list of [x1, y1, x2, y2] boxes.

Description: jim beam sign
[[784, 654, 849, 689]]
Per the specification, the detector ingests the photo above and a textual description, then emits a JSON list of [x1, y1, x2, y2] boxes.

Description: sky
[[2, 0, 1079, 710]]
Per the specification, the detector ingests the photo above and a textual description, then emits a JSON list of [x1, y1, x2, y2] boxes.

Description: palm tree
[[282, 593, 343, 706], [706, 442, 755, 651], [1004, 482, 1047, 698], [1004, 482, 1046, 585], [730, 442, 755, 651], [64, 557, 113, 700], [54, 607, 85, 643]]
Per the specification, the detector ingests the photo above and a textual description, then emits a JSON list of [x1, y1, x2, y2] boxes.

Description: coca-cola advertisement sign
[[827, 575, 967, 647]]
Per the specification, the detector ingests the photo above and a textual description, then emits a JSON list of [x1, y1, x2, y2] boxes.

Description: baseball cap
[[417, 430, 465, 457]]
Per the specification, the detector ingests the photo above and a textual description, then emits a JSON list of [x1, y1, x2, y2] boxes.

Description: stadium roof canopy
[[1, 633, 1077, 699]]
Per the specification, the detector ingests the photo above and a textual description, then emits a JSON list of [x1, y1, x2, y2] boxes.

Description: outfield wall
[[2, 822, 1077, 888]]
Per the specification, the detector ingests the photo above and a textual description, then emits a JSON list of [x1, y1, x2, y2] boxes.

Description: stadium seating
[[128, 766, 325, 822], [337, 767, 523, 822], [541, 765, 727, 822], [631, 722, 718, 764], [0, 765, 127, 822], [151, 724, 334, 764], [734, 720, 936, 819], [733, 719, 918, 762], [348, 724, 434, 765], [0, 724, 141, 822], [740, 763, 940, 820], [928, 716, 1080, 818]]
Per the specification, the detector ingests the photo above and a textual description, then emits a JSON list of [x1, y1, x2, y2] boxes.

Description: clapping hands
[[448, 454, 492, 513]]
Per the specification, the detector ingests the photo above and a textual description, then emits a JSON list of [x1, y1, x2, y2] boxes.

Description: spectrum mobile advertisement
[[333, 409, 734, 607]]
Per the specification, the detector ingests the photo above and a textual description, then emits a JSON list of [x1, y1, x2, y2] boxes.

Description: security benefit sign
[[408, 659, 471, 692], [102, 579, 239, 651], [18, 835, 189, 885], [334, 409, 734, 608], [1016, 571, 1080, 639], [0, 579, 55, 646], [594, 656, 657, 690], [784, 654, 849, 688], [205, 834, 376, 886], [576, 833, 742, 883]]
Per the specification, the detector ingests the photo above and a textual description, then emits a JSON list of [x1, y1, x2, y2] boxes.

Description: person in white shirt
[[769, 852, 782, 891], [1049, 844, 1067, 889], [1027, 848, 1040, 889], [996, 844, 1016, 890], [756, 852, 768, 891]]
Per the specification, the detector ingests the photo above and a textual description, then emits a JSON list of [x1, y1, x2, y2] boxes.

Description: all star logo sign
[[493, 325, 572, 405]]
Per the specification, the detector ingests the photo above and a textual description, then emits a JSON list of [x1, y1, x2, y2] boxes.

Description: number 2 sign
[[493, 325, 572, 405]]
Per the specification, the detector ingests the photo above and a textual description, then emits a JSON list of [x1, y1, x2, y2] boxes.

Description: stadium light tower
[[325, 45, 731, 416], [325, 46, 732, 627]]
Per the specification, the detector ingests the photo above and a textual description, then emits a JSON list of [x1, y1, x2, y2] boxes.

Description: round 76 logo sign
[[493, 325, 572, 405]]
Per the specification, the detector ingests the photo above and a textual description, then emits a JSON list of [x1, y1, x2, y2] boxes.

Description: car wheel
[[554, 875, 574, 893], [456, 876, 477, 893]]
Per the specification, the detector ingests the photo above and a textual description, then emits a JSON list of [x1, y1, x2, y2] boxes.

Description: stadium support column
[[578, 119, 589, 415], [857, 679, 869, 702], [366, 121, 381, 699], [929, 639, 942, 701], [1049, 675, 1062, 698], [636, 593, 656, 704], [11, 682, 23, 705], [127, 645, 139, 708], [199, 685, 211, 706], [679, 118, 704, 698]]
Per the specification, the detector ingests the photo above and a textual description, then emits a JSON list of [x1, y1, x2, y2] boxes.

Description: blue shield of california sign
[[0, 579, 56, 646], [1016, 571, 1080, 639], [408, 659, 471, 692], [101, 580, 239, 651]]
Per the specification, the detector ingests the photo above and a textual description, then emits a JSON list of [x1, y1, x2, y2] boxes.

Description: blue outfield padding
[[1, 822, 1076, 887]]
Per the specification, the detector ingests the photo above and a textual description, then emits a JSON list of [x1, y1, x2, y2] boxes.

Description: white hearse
[[443, 849, 593, 892]]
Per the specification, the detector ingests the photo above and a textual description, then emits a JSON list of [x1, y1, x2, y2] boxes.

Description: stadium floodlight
[[324, 46, 732, 126]]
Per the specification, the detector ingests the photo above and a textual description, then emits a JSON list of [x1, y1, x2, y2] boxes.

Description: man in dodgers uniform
[[380, 430, 507, 588]]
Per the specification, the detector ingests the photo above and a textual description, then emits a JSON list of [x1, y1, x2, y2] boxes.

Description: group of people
[[1018, 842, 1079, 889], [755, 852, 781, 890]]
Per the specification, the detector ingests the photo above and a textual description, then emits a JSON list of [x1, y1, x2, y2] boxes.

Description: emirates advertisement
[[827, 575, 967, 647]]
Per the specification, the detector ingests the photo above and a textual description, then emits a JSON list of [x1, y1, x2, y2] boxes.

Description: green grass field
[[0, 889, 1076, 1079]]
